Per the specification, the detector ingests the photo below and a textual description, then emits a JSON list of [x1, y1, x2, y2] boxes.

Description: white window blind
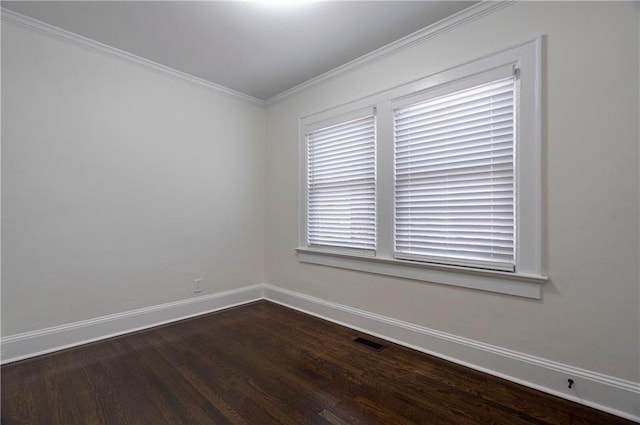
[[394, 77, 515, 271], [306, 114, 377, 253]]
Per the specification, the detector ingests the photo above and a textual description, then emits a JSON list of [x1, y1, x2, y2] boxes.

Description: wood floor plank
[[1, 301, 634, 425]]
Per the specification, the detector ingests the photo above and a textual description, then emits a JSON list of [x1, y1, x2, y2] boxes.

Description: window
[[305, 111, 377, 254], [298, 39, 545, 299], [393, 74, 516, 272]]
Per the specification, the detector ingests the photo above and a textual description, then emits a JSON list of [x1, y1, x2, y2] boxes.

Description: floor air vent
[[353, 336, 385, 351]]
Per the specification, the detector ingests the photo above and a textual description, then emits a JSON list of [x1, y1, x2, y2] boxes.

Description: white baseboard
[[0, 284, 264, 364], [262, 284, 640, 423], [2, 282, 638, 422]]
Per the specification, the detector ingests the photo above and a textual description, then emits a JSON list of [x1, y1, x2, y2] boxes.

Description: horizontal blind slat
[[309, 144, 374, 164], [395, 108, 513, 140], [395, 140, 513, 165], [395, 120, 513, 146], [395, 79, 514, 118], [395, 156, 513, 176], [309, 116, 375, 140], [395, 178, 513, 193], [309, 133, 375, 154], [395, 127, 513, 153]]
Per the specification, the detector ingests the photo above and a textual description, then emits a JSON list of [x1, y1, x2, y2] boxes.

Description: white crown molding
[[0, 284, 264, 364], [2, 2, 512, 107], [0, 7, 266, 106], [265, 0, 515, 105], [263, 284, 640, 422]]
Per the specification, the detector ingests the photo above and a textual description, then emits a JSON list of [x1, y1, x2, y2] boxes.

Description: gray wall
[[2, 23, 266, 335]]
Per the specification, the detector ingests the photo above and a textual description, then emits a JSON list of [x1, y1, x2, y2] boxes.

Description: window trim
[[297, 38, 546, 299]]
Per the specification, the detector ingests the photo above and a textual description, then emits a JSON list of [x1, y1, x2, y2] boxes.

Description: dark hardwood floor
[[1, 301, 633, 424]]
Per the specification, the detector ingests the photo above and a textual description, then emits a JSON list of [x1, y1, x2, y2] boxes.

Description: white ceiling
[[3, 1, 476, 101]]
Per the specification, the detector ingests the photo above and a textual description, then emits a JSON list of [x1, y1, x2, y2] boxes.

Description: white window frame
[[297, 38, 546, 299]]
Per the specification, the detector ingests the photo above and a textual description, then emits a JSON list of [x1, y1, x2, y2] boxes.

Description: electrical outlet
[[192, 278, 203, 293]]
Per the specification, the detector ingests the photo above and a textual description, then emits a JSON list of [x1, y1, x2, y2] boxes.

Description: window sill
[[295, 248, 547, 299]]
